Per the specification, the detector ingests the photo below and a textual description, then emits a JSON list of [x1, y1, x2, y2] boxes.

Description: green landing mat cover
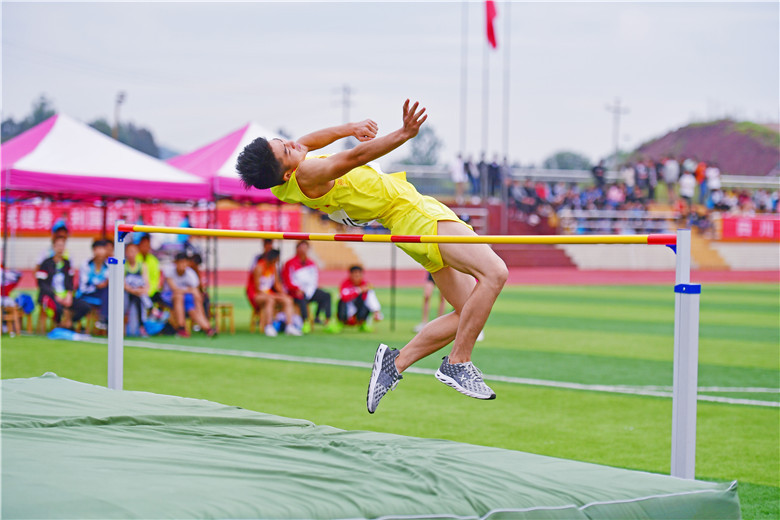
[[2, 374, 740, 519]]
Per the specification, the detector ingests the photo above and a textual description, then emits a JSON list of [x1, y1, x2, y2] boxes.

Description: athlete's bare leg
[[394, 220, 507, 372], [437, 221, 507, 362], [395, 267, 473, 372]]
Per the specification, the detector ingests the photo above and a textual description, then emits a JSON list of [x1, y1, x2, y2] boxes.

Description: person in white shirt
[[663, 157, 680, 202], [161, 252, 215, 338], [705, 164, 721, 191], [678, 171, 697, 207]]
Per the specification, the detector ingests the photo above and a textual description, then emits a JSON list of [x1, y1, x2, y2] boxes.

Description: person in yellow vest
[[236, 100, 508, 413]]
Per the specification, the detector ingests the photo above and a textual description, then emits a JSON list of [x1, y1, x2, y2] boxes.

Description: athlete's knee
[[484, 256, 508, 291]]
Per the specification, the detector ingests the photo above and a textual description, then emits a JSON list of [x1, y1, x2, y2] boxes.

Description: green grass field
[[3, 283, 778, 518]]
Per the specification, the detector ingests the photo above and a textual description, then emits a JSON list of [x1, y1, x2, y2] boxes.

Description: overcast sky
[[2, 1, 778, 166]]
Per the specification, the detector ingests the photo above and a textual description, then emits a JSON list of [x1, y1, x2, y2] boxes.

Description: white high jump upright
[[670, 229, 701, 479], [108, 220, 126, 390]]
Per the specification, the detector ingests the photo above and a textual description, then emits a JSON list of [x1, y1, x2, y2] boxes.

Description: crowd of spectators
[[246, 239, 382, 337], [2, 221, 385, 337], [496, 155, 779, 235], [451, 153, 512, 205], [15, 222, 217, 337]]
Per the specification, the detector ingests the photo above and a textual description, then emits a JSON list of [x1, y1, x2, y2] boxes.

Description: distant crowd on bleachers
[[449, 153, 778, 235]]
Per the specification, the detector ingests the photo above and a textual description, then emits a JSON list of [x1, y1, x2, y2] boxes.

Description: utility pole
[[605, 97, 629, 169], [113, 91, 126, 140], [340, 85, 353, 150]]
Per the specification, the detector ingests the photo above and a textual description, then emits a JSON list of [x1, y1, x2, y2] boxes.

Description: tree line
[[1, 95, 160, 158]]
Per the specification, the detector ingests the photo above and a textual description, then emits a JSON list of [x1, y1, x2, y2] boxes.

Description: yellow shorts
[[390, 195, 471, 273]]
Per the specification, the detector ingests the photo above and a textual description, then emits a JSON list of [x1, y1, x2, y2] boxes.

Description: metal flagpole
[[481, 41, 489, 203], [500, 0, 511, 235], [502, 0, 510, 160], [459, 0, 468, 155], [108, 220, 126, 390], [670, 228, 701, 479]]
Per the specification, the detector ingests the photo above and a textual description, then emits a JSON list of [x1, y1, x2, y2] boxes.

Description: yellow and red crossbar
[[118, 224, 676, 245]]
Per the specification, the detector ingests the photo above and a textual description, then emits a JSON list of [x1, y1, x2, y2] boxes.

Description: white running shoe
[[366, 344, 403, 414], [264, 324, 278, 337], [285, 325, 303, 336], [413, 322, 427, 333], [435, 356, 496, 400], [477, 330, 485, 342]]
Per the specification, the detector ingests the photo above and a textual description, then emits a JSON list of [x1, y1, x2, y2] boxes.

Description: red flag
[[485, 0, 498, 49]]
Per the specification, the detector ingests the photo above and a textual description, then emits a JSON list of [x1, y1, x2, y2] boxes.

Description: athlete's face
[[269, 138, 305, 173]]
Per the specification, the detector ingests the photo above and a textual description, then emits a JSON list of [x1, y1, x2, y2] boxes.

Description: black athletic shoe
[[366, 344, 403, 414]]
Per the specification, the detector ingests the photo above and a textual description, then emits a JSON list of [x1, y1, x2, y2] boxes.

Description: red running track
[[211, 268, 779, 288]]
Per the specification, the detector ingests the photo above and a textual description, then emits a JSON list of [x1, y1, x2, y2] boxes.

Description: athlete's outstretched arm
[[296, 100, 426, 187], [297, 120, 378, 151]]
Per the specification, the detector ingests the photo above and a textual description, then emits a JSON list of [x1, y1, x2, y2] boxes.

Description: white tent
[[1, 114, 211, 201]]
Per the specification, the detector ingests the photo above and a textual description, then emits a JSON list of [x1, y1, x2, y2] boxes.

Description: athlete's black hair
[[236, 137, 285, 190]]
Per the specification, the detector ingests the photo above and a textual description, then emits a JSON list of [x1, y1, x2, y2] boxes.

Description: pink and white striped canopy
[[1, 114, 211, 201], [167, 122, 281, 203]]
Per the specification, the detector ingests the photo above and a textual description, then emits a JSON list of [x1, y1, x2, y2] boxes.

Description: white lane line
[[637, 385, 779, 393], [95, 338, 779, 408]]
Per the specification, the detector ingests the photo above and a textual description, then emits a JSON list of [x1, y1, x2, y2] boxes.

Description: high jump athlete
[[236, 100, 508, 413]]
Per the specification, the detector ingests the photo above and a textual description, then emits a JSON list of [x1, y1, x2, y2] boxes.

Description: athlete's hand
[[401, 99, 427, 139], [352, 119, 378, 142]]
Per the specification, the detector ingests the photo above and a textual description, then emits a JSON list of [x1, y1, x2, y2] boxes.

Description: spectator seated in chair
[[187, 253, 211, 321], [1, 265, 23, 308], [2, 265, 25, 335], [36, 236, 90, 330], [74, 238, 110, 330], [282, 240, 338, 334], [136, 234, 162, 305], [247, 249, 302, 337], [124, 242, 152, 337], [337, 265, 383, 332], [35, 219, 71, 272], [161, 252, 216, 338]]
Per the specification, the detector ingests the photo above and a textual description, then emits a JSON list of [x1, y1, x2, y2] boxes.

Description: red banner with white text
[[720, 215, 780, 241], [0, 202, 301, 237]]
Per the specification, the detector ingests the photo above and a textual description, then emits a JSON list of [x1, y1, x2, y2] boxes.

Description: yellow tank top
[[271, 156, 419, 231]]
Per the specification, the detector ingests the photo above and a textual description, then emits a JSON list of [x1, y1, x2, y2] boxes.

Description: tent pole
[[204, 202, 211, 307], [1, 187, 10, 271], [213, 198, 219, 310], [101, 197, 108, 239]]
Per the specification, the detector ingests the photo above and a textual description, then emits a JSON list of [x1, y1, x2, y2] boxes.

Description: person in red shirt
[[247, 249, 301, 337], [338, 265, 382, 332], [695, 161, 708, 204], [281, 241, 337, 333]]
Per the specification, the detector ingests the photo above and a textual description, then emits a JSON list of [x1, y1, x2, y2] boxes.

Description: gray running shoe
[[367, 344, 403, 414], [435, 356, 496, 400]]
